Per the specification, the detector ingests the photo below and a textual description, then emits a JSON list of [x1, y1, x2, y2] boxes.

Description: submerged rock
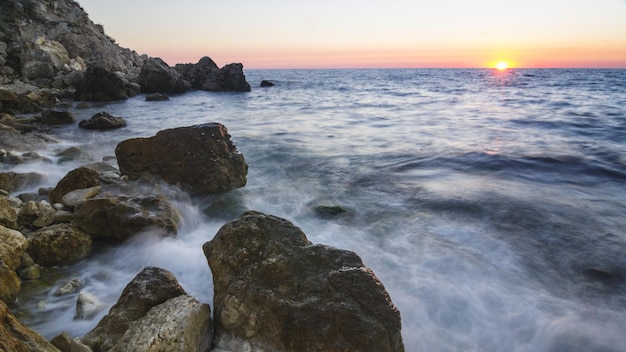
[[76, 292, 105, 320], [54, 278, 85, 297], [203, 211, 405, 352], [0, 172, 45, 193], [145, 93, 169, 101], [82, 267, 187, 352], [260, 80, 275, 87], [38, 109, 75, 125], [115, 123, 248, 194]]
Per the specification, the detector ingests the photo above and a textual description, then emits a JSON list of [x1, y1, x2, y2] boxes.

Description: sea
[[6, 68, 626, 352]]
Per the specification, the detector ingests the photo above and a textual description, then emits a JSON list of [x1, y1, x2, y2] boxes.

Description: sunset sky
[[77, 0, 626, 69]]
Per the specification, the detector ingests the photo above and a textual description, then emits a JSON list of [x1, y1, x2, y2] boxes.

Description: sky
[[76, 0, 626, 69]]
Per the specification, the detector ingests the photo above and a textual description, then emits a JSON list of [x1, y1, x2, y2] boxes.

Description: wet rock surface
[[203, 211, 405, 352], [115, 123, 248, 194]]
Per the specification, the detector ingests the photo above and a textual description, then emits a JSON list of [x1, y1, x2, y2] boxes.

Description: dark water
[[8, 69, 626, 351]]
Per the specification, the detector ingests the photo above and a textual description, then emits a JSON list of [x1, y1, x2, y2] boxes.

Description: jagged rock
[[49, 167, 100, 204], [176, 57, 250, 92], [73, 195, 179, 240], [77, 66, 128, 101], [0, 225, 29, 270], [51, 332, 92, 352], [137, 58, 188, 94], [203, 211, 405, 352], [0, 197, 18, 229], [21, 37, 71, 80], [145, 93, 169, 101], [27, 223, 93, 267], [82, 267, 187, 352], [0, 300, 61, 352], [54, 278, 85, 297], [0, 172, 45, 193], [115, 123, 248, 194], [109, 295, 212, 352], [76, 292, 105, 320], [17, 200, 56, 228], [78, 111, 126, 130]]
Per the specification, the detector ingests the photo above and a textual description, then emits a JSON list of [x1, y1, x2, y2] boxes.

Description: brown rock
[[0, 197, 18, 229], [0, 172, 45, 193], [115, 123, 247, 194], [0, 260, 21, 304], [73, 195, 179, 240], [27, 224, 93, 267], [0, 300, 61, 352], [203, 211, 405, 352], [49, 167, 100, 204]]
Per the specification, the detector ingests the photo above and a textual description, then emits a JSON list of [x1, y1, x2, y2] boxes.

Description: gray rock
[[115, 123, 248, 194], [109, 295, 212, 352], [203, 211, 405, 352], [18, 200, 56, 228], [27, 223, 93, 267], [76, 292, 105, 320], [54, 278, 85, 297], [82, 267, 187, 352]]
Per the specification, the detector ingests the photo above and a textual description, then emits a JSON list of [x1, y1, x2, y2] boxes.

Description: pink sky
[[78, 0, 626, 69]]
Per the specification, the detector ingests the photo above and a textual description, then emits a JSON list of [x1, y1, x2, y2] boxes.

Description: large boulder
[[115, 123, 248, 194], [176, 57, 251, 92], [73, 195, 179, 240], [48, 167, 100, 204], [203, 211, 405, 352], [137, 57, 188, 94], [38, 108, 75, 125], [0, 260, 21, 304], [77, 66, 128, 101], [0, 197, 18, 229], [109, 295, 212, 352], [26, 223, 93, 267], [0, 300, 61, 352], [82, 267, 187, 352]]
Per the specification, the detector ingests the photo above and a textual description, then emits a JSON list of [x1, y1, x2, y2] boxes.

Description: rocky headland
[[0, 1, 405, 351]]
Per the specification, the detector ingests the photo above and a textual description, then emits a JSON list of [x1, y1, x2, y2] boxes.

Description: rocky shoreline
[[1, 1, 405, 351]]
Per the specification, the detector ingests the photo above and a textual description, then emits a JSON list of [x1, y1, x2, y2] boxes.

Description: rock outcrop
[[81, 267, 187, 352], [137, 57, 188, 94], [0, 300, 61, 352], [176, 56, 251, 92], [203, 211, 405, 352], [76, 65, 129, 101], [115, 123, 248, 194]]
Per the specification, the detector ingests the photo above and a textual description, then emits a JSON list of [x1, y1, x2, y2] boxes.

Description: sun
[[495, 61, 509, 71]]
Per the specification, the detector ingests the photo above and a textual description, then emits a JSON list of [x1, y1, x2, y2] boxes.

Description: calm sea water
[[9, 69, 626, 351]]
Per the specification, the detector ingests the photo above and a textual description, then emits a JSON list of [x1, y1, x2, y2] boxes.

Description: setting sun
[[495, 61, 509, 70]]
